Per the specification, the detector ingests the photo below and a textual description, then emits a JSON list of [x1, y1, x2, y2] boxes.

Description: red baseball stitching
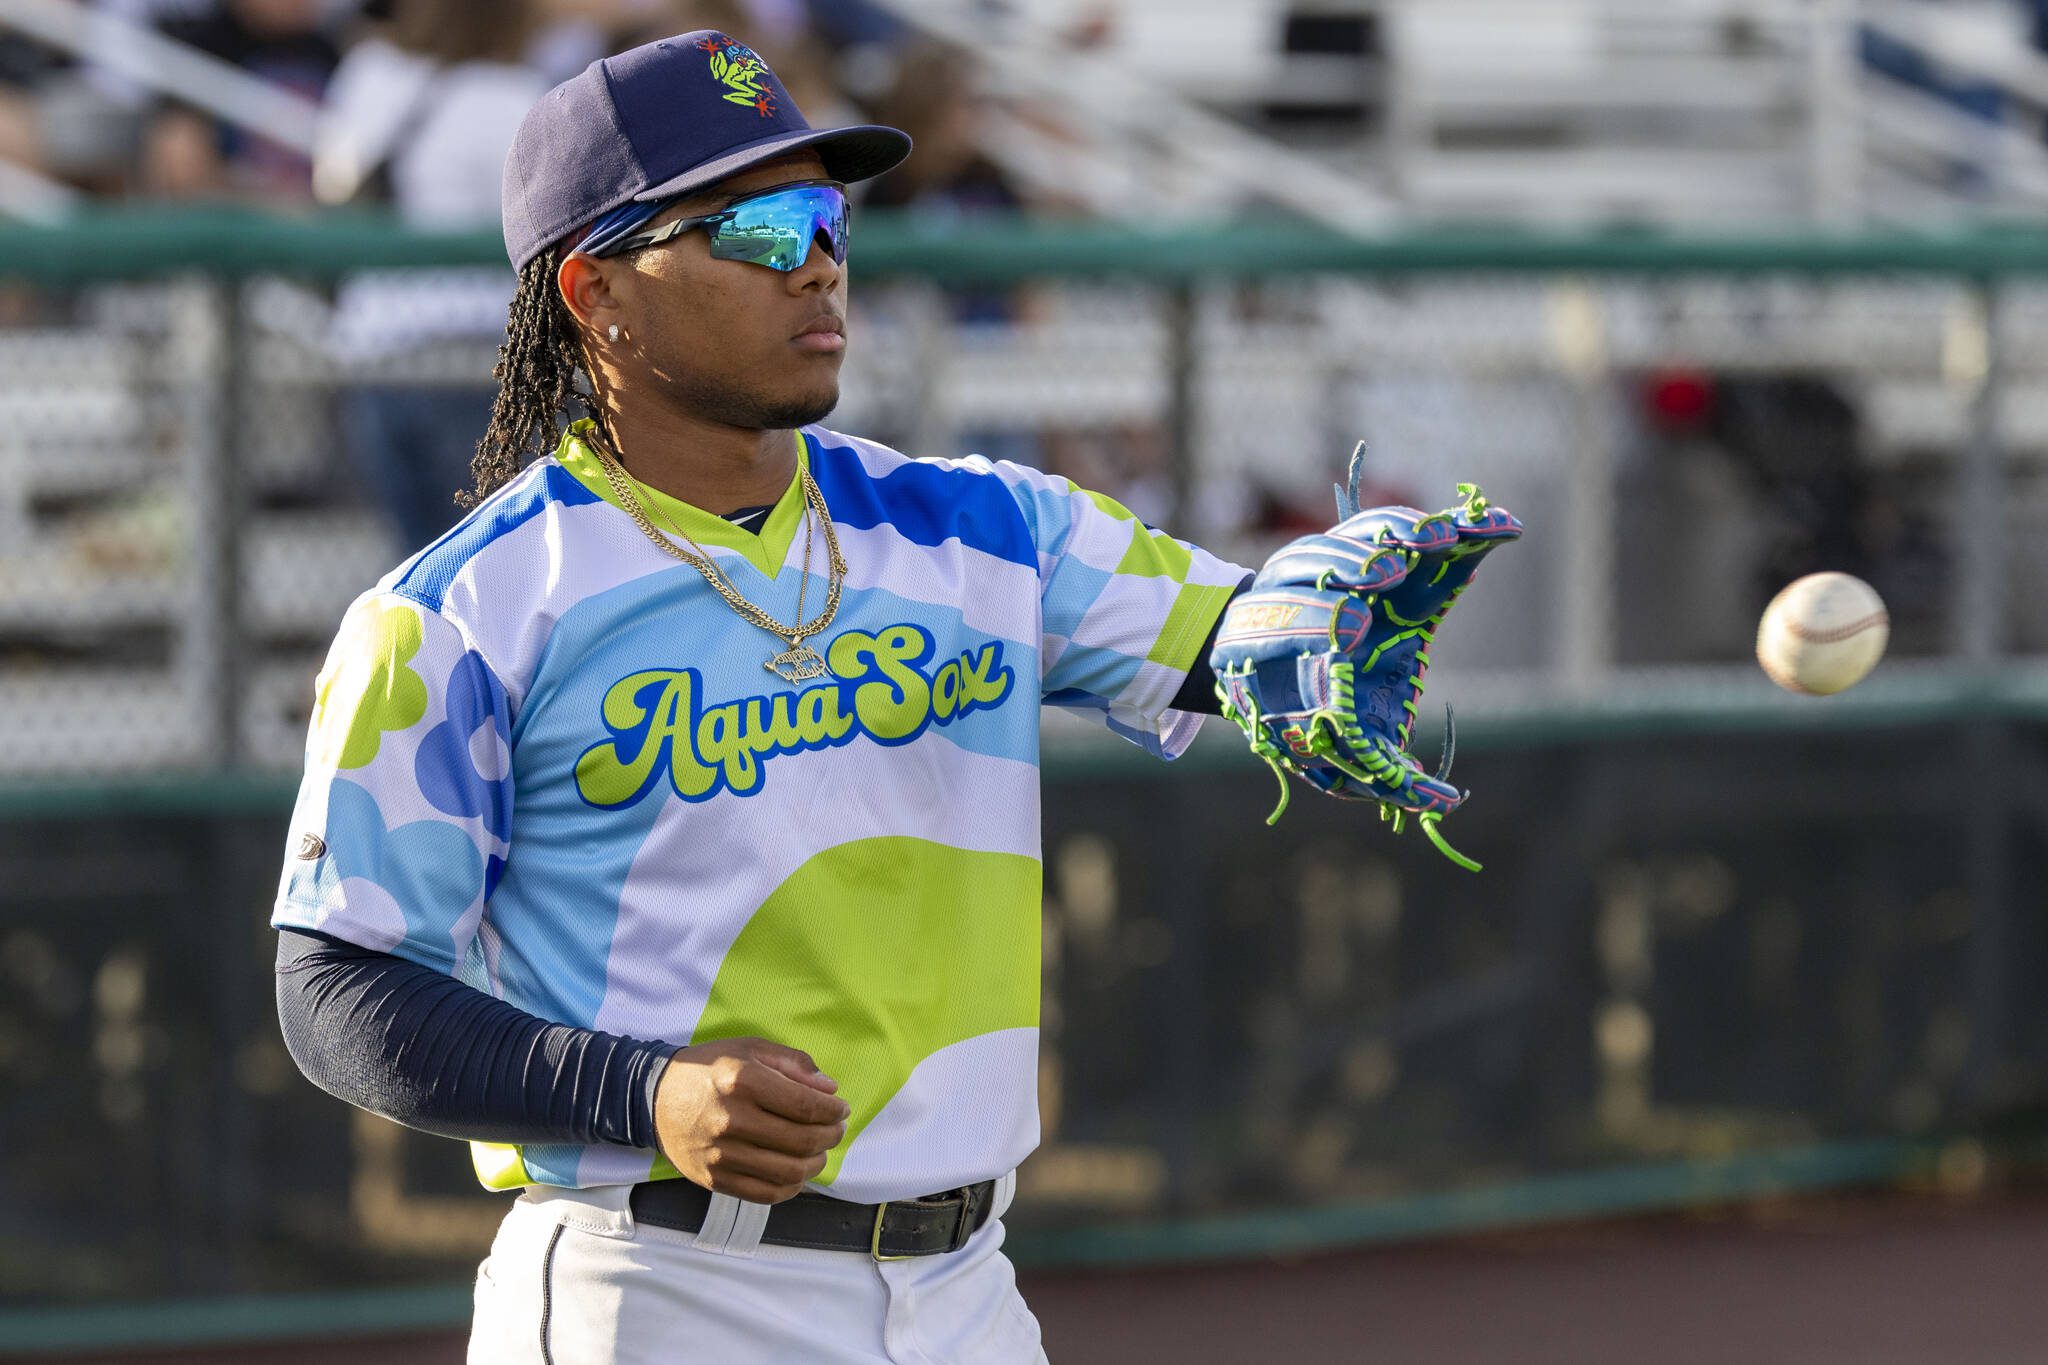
[[1781, 611, 1888, 646]]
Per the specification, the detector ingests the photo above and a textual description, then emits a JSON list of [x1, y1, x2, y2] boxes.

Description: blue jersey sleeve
[[272, 591, 514, 976], [979, 461, 1249, 757]]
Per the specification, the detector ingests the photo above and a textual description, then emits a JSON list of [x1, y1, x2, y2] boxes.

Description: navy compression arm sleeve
[[275, 928, 673, 1148]]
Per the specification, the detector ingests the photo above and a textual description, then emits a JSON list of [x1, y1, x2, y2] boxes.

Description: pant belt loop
[[691, 1192, 744, 1255]]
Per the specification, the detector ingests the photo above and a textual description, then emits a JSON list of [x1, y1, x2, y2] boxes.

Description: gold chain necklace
[[587, 432, 846, 684]]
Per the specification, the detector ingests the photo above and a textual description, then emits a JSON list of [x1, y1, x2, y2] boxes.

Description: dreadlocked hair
[[460, 253, 600, 508]]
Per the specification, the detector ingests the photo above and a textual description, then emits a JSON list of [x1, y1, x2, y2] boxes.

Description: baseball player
[[272, 29, 1516, 1365]]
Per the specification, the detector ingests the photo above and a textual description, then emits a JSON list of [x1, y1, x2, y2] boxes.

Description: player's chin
[[762, 376, 841, 430]]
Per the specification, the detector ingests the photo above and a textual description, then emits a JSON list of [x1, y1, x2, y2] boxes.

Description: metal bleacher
[[962, 0, 2048, 226]]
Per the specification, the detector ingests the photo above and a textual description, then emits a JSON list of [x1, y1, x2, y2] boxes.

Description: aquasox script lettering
[[575, 624, 1016, 807]]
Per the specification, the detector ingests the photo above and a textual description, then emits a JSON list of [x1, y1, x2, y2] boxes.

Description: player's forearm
[[274, 928, 672, 1149]]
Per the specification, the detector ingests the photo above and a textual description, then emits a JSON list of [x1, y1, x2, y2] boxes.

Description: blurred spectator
[[322, 0, 547, 551], [0, 35, 138, 195], [865, 40, 1028, 326], [1626, 372, 1951, 661], [1710, 376, 1872, 590], [798, 0, 904, 49], [520, 0, 675, 83], [316, 0, 542, 216], [865, 41, 1020, 229], [0, 39, 57, 181], [854, 40, 1060, 474], [143, 0, 345, 200]]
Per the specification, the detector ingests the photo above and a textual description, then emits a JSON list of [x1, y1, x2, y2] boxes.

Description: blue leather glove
[[1210, 450, 1522, 870]]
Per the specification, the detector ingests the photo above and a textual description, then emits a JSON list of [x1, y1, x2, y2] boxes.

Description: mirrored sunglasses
[[602, 180, 850, 272]]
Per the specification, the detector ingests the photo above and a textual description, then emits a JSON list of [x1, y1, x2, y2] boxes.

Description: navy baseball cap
[[501, 31, 911, 271]]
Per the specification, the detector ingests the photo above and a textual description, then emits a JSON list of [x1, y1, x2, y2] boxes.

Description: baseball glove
[[1210, 446, 1522, 871]]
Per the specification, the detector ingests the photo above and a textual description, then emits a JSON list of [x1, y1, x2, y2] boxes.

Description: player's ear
[[557, 253, 623, 341]]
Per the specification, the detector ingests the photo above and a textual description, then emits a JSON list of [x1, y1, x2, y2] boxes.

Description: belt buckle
[[870, 1201, 911, 1262]]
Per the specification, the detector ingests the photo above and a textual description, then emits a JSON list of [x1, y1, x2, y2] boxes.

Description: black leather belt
[[630, 1178, 996, 1260]]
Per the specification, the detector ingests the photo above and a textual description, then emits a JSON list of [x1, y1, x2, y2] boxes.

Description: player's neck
[[602, 404, 799, 516]]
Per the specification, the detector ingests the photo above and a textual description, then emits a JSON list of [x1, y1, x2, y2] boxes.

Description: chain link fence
[[4, 216, 2048, 777]]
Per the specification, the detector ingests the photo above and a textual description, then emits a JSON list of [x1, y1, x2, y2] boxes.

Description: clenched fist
[[652, 1038, 849, 1204]]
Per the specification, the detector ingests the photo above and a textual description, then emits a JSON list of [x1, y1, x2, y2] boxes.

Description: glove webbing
[[1310, 664, 1478, 872], [1214, 666, 1480, 873]]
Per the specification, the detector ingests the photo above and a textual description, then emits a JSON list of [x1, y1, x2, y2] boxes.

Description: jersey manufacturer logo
[[575, 623, 1015, 808]]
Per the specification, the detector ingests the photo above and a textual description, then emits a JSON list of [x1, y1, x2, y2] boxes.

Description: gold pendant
[[765, 644, 829, 684]]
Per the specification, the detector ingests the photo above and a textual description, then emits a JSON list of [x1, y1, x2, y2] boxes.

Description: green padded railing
[[0, 667, 2036, 820], [8, 208, 2048, 284]]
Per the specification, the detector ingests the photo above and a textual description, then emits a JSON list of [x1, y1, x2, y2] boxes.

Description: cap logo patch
[[698, 34, 777, 118]]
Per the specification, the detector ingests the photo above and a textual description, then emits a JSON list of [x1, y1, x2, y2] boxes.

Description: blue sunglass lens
[[709, 186, 849, 272]]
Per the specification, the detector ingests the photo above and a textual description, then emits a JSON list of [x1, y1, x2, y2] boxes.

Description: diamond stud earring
[[607, 324, 621, 342]]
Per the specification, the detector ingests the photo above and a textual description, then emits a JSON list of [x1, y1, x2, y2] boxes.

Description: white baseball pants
[[467, 1175, 1048, 1364]]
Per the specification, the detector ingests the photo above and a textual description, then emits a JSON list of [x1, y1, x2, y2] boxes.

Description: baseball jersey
[[272, 420, 1246, 1202]]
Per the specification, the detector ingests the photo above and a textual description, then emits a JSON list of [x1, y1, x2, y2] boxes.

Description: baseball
[[1756, 572, 1889, 695]]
